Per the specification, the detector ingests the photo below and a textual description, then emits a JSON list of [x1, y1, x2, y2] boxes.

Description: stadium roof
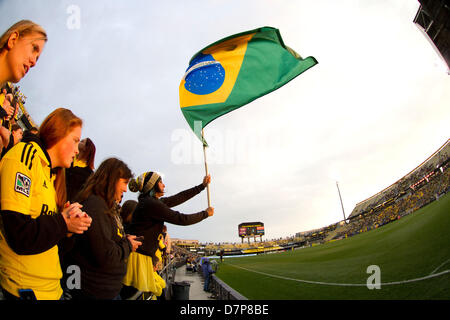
[[413, 0, 450, 72]]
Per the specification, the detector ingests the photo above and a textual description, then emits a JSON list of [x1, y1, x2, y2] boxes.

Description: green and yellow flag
[[179, 26, 318, 146]]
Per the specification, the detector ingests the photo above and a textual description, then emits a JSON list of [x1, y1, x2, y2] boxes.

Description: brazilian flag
[[179, 26, 318, 146]]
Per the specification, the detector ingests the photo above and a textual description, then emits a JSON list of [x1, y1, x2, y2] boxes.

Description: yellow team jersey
[[72, 157, 87, 168], [0, 93, 5, 127], [0, 141, 63, 300]]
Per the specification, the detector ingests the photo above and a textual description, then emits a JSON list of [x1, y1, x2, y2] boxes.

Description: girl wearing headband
[[122, 172, 213, 298]]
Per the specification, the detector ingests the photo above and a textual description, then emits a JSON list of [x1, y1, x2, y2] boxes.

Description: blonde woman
[[0, 20, 47, 86]]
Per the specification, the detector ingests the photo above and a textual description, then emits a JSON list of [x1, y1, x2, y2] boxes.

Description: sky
[[1, 0, 449, 243]]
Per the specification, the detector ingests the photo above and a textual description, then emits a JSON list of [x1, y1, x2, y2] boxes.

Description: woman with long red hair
[[0, 108, 92, 300]]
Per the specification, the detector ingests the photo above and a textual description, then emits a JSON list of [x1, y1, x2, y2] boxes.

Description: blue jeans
[[203, 274, 210, 291]]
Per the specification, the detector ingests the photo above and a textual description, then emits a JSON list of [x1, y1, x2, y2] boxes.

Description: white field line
[[429, 259, 450, 276], [227, 263, 450, 287]]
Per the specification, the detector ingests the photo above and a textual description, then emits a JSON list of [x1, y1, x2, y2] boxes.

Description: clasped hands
[[62, 202, 92, 235]]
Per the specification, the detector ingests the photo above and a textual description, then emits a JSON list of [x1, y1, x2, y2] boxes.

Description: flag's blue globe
[[184, 54, 225, 95]]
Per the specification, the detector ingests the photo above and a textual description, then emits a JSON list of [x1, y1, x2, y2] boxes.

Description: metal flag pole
[[336, 181, 346, 223], [202, 129, 211, 207]]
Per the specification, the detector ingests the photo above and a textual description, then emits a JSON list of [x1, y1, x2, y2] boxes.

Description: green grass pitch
[[215, 192, 450, 299]]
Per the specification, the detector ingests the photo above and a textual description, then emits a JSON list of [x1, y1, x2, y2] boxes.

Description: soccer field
[[215, 192, 450, 299]]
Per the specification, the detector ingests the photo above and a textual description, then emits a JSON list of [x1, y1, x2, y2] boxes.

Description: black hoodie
[[129, 184, 209, 259], [64, 195, 132, 299]]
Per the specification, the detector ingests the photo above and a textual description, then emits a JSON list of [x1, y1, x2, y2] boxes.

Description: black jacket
[[129, 184, 208, 258], [66, 165, 93, 202], [65, 194, 132, 299]]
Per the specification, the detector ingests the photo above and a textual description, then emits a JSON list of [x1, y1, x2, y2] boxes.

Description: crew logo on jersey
[[14, 172, 31, 197]]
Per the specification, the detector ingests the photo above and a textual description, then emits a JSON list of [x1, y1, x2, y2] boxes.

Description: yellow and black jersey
[[154, 234, 166, 263], [0, 139, 67, 300], [0, 93, 9, 127]]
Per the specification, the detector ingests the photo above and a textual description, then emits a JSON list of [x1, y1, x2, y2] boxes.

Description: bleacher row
[[333, 166, 449, 240], [298, 149, 449, 244], [349, 140, 450, 218]]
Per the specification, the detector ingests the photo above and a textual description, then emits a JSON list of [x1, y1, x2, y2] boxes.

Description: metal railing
[[209, 274, 248, 300]]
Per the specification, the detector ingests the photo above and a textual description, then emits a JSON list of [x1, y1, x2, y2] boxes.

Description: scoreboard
[[238, 222, 265, 238]]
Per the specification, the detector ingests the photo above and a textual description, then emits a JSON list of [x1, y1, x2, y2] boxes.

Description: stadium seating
[[202, 141, 449, 254]]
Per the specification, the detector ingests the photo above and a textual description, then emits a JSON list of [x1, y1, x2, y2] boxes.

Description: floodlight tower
[[336, 181, 347, 223]]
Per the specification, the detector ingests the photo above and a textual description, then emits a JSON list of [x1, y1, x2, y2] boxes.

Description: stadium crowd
[[330, 161, 450, 240], [0, 20, 214, 300], [203, 148, 449, 253]]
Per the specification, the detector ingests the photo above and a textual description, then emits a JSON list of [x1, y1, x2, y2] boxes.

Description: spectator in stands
[[0, 108, 92, 300], [150, 255, 166, 300], [66, 137, 96, 202], [202, 257, 214, 292], [22, 126, 38, 141], [0, 93, 15, 152], [64, 157, 141, 300], [12, 97, 20, 120], [1, 123, 23, 157], [0, 20, 47, 86], [0, 85, 12, 106], [160, 225, 174, 277], [120, 199, 138, 233], [122, 172, 213, 294], [154, 233, 166, 271], [162, 224, 172, 256], [2, 95, 19, 129], [10, 123, 23, 144], [0, 86, 7, 105]]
